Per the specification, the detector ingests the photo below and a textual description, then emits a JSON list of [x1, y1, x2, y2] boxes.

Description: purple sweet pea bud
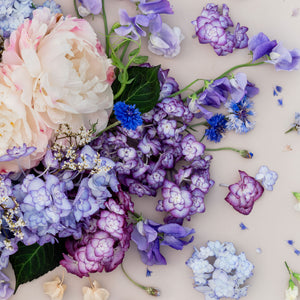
[[78, 0, 102, 15], [248, 32, 277, 61], [138, 0, 173, 15]]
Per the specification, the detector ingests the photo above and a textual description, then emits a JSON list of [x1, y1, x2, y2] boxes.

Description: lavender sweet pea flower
[[138, 0, 173, 15], [225, 170, 264, 215], [0, 271, 13, 300], [115, 9, 150, 40], [268, 43, 300, 71], [148, 23, 184, 58], [78, 0, 102, 16], [248, 32, 277, 61]]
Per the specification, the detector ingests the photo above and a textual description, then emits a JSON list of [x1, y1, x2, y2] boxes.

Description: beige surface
[[7, 0, 300, 299]]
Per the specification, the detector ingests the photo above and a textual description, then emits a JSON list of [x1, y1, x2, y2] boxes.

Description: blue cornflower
[[225, 96, 255, 133], [239, 222, 247, 230], [204, 114, 227, 143], [114, 101, 143, 130]]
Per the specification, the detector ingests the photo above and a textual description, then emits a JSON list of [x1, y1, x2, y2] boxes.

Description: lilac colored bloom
[[146, 169, 166, 189], [255, 165, 278, 191], [268, 43, 300, 71], [157, 97, 185, 117], [181, 134, 205, 161], [78, 0, 102, 16], [213, 32, 236, 56], [115, 9, 150, 40], [198, 77, 231, 108], [148, 23, 184, 58], [157, 119, 177, 138], [138, 0, 173, 15], [197, 20, 227, 45], [225, 170, 264, 215], [161, 180, 192, 218], [0, 271, 13, 300], [97, 211, 125, 240], [234, 23, 249, 49], [248, 32, 277, 61], [0, 143, 36, 162]]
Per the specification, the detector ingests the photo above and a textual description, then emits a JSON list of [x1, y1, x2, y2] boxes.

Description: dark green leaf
[[112, 65, 161, 114], [132, 55, 148, 64], [10, 240, 66, 292]]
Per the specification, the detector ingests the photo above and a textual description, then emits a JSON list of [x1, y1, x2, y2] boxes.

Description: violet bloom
[[234, 23, 249, 49], [0, 271, 13, 300], [181, 134, 205, 161], [248, 32, 277, 61], [268, 43, 300, 71], [138, 0, 173, 15], [78, 0, 102, 16], [148, 23, 184, 58], [0, 143, 36, 162], [225, 170, 264, 215], [255, 165, 278, 191], [160, 180, 192, 218], [115, 9, 150, 40]]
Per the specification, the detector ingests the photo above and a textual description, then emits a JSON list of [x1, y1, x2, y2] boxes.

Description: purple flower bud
[[138, 0, 173, 15]]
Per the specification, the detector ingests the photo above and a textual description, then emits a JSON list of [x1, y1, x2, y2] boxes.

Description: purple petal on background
[[139, 0, 173, 15], [79, 0, 102, 15]]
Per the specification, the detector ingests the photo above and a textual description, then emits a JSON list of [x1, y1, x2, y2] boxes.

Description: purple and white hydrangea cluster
[[186, 241, 254, 300], [94, 65, 214, 221], [115, 0, 184, 58], [0, 0, 61, 38], [192, 3, 249, 56]]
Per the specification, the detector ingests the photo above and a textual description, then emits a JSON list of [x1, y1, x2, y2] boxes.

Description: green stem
[[96, 120, 120, 136], [121, 264, 160, 296], [285, 261, 292, 277], [73, 0, 82, 18], [189, 121, 208, 128], [205, 147, 241, 153], [101, 0, 110, 56]]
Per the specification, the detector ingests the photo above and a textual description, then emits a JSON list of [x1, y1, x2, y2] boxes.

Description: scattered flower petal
[[239, 222, 248, 230], [43, 276, 66, 300], [82, 280, 110, 300]]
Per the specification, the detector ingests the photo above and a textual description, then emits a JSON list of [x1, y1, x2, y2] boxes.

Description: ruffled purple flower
[[181, 134, 205, 161], [234, 23, 249, 49], [248, 32, 277, 61], [0, 143, 36, 162], [0, 271, 13, 300], [148, 23, 184, 58], [225, 170, 264, 215], [268, 43, 300, 71]]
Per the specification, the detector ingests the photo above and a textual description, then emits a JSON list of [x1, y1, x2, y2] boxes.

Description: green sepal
[[289, 279, 295, 289], [293, 192, 300, 201], [9, 240, 67, 293], [293, 272, 300, 282], [112, 65, 161, 114]]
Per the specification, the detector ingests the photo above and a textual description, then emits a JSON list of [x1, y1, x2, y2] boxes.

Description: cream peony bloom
[[3, 8, 114, 132], [0, 64, 52, 173], [82, 280, 110, 300], [43, 276, 67, 300]]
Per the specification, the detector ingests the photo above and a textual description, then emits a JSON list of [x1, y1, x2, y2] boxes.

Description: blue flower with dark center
[[226, 96, 255, 133], [204, 114, 227, 142], [114, 101, 143, 130]]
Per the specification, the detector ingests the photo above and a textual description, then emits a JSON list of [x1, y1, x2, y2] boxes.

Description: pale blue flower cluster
[[186, 241, 254, 300], [0, 0, 33, 37], [255, 165, 278, 191]]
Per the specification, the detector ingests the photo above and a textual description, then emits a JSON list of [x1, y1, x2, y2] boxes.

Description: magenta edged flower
[[161, 180, 192, 218], [225, 170, 264, 215]]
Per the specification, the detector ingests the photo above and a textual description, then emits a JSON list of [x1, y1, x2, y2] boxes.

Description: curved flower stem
[[121, 264, 160, 296], [73, 0, 82, 18], [120, 40, 131, 62], [205, 147, 253, 158], [188, 121, 208, 128], [96, 121, 121, 137], [285, 261, 292, 277], [101, 0, 110, 56]]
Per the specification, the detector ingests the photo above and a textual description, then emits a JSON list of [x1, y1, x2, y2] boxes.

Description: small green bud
[[239, 150, 253, 159], [293, 192, 300, 201], [145, 287, 161, 297]]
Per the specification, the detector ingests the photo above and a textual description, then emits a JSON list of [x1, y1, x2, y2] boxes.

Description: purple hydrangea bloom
[[78, 0, 102, 15], [39, 0, 62, 14], [248, 32, 277, 61], [0, 143, 36, 162], [160, 180, 192, 218], [234, 23, 249, 49], [181, 134, 205, 161], [268, 43, 300, 71], [0, 271, 13, 300], [225, 170, 264, 215], [148, 23, 184, 58], [255, 165, 278, 191]]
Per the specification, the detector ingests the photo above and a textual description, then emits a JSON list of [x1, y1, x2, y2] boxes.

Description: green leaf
[[10, 240, 66, 292], [132, 55, 148, 64], [129, 48, 139, 57], [112, 65, 161, 114], [293, 192, 300, 201], [293, 272, 300, 282]]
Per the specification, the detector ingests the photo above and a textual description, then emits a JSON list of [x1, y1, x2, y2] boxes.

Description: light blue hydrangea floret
[[186, 241, 254, 300]]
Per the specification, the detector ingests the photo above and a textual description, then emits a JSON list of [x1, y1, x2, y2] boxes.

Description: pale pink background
[[6, 0, 300, 299]]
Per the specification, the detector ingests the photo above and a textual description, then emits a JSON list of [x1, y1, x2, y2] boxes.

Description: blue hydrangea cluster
[[94, 65, 214, 221], [0, 0, 33, 38], [0, 0, 61, 38], [186, 241, 254, 300]]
